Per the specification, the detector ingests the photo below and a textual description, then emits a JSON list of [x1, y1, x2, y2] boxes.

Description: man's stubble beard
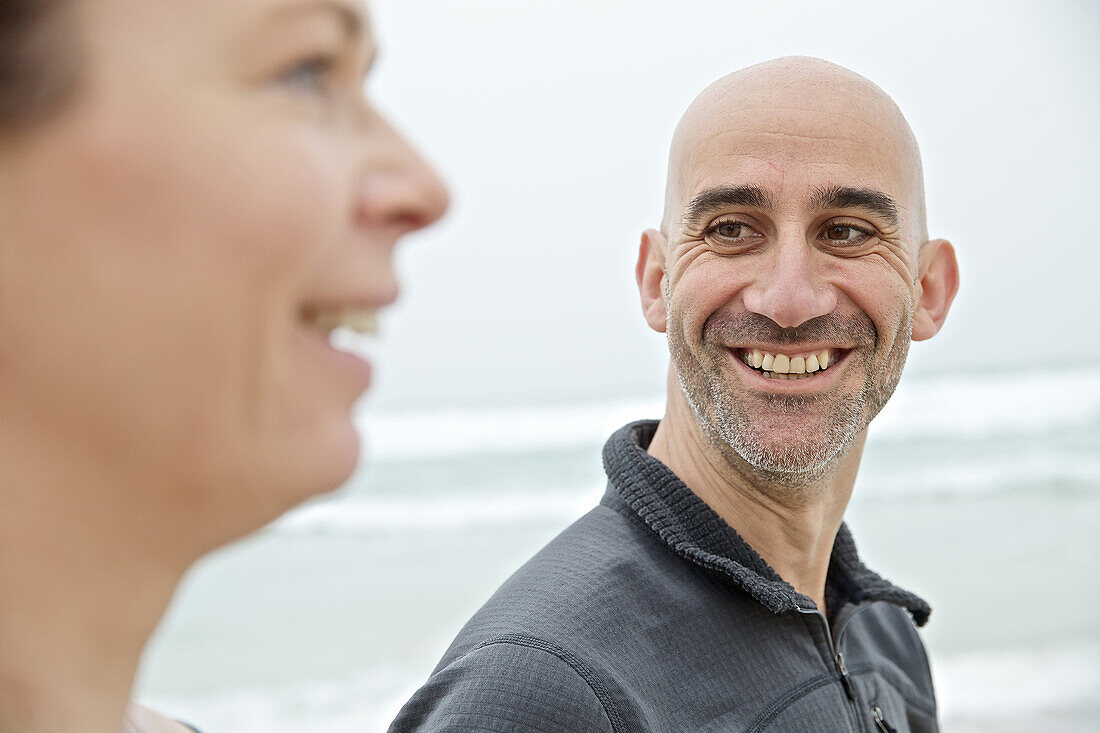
[[668, 303, 913, 496]]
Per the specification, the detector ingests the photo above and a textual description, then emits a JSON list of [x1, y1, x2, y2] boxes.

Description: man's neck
[[0, 415, 192, 733], [646, 389, 867, 617]]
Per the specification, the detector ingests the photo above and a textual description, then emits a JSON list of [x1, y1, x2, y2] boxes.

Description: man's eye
[[706, 220, 757, 241], [823, 224, 870, 243]]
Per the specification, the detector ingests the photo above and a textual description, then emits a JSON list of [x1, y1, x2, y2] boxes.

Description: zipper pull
[[871, 704, 898, 733], [833, 651, 857, 701]]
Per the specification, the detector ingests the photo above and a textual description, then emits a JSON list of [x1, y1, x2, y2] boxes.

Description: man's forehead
[[680, 136, 902, 207], [664, 57, 924, 230], [681, 104, 907, 197]]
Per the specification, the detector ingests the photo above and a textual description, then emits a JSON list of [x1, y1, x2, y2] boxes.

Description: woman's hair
[[0, 0, 78, 129]]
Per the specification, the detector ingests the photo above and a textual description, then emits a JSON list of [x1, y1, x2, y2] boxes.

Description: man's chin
[[714, 424, 857, 487], [737, 441, 840, 476]]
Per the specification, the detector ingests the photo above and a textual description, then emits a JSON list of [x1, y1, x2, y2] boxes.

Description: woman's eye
[[279, 55, 337, 92]]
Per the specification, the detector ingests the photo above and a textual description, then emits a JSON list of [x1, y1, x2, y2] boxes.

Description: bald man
[[390, 57, 959, 733]]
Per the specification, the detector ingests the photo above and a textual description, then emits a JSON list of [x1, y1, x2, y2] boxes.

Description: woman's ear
[[911, 238, 959, 341], [636, 228, 669, 333]]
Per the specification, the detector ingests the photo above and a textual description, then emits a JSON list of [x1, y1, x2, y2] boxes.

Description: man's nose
[[354, 116, 450, 235], [741, 233, 836, 329]]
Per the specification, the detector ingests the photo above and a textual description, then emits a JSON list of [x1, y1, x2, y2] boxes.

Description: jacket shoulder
[[388, 635, 616, 732], [442, 503, 696, 655]]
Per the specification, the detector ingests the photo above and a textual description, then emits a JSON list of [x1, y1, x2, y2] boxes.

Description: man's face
[[654, 76, 928, 480]]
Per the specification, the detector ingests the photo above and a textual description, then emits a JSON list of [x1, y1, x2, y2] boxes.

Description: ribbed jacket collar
[[601, 420, 931, 627]]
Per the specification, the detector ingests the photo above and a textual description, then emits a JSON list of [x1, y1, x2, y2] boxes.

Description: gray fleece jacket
[[390, 420, 937, 732]]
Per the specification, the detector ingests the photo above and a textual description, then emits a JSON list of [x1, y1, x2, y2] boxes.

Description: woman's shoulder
[[125, 703, 202, 733]]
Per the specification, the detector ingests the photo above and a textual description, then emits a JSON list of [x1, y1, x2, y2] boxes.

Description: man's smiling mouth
[[734, 348, 847, 380]]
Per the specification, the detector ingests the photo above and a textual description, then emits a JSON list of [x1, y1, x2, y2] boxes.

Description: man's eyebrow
[[681, 185, 775, 230], [267, 0, 365, 40], [810, 185, 899, 228]]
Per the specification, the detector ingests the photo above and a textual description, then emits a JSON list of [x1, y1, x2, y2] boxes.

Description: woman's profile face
[[0, 0, 447, 538]]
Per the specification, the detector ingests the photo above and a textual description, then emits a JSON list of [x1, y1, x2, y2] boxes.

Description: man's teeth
[[305, 308, 378, 336], [741, 349, 833, 378]]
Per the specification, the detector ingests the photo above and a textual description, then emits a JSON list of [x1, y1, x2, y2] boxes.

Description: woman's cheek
[[214, 126, 349, 284]]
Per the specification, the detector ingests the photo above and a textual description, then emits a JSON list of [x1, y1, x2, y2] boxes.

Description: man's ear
[[636, 228, 668, 333], [911, 238, 959, 341]]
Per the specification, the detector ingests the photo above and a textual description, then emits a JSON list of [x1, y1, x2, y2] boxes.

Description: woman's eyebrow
[[264, 0, 365, 40]]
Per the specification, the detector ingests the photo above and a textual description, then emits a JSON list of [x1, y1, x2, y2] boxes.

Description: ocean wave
[[271, 488, 602, 536], [142, 667, 408, 733], [271, 448, 1098, 537], [935, 641, 1100, 727], [869, 368, 1100, 443], [357, 398, 666, 461], [857, 449, 1100, 498], [357, 369, 1100, 461]]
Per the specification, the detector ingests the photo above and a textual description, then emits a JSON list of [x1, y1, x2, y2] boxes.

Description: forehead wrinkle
[[738, 106, 897, 139], [693, 124, 879, 163], [733, 130, 866, 144]]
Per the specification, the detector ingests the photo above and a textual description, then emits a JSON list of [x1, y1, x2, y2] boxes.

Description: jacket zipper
[[833, 648, 857, 701], [795, 606, 864, 730], [800, 605, 906, 733], [871, 704, 898, 733]]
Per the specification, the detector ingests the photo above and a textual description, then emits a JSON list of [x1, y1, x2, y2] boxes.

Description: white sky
[[363, 0, 1100, 410]]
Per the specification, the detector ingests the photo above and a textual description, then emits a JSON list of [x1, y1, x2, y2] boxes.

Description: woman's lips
[[298, 320, 374, 389]]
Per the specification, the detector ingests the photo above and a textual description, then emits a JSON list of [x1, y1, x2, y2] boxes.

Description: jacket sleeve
[[388, 640, 616, 733]]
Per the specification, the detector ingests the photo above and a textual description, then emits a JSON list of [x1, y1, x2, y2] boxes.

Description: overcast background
[[360, 0, 1100, 412]]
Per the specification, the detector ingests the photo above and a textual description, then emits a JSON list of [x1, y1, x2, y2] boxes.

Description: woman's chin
[[229, 423, 364, 537], [285, 423, 362, 502]]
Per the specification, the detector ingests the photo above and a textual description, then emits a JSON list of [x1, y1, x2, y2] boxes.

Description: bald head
[[661, 56, 927, 246]]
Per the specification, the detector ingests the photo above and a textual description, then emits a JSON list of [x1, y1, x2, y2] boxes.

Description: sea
[[135, 367, 1100, 732]]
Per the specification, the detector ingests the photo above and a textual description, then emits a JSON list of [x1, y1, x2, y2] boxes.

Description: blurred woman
[[0, 1, 447, 731]]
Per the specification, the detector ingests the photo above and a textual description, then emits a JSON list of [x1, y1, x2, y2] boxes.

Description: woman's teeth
[[741, 349, 834, 380], [304, 307, 378, 336]]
